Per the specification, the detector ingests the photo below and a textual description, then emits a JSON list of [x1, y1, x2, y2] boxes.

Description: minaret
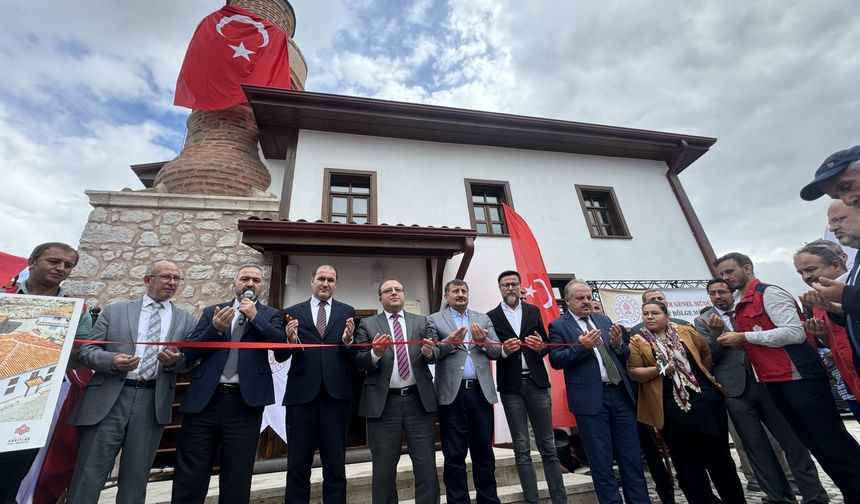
[[154, 0, 307, 197]]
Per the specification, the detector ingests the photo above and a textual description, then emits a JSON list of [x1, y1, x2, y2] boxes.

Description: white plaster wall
[[262, 153, 285, 196], [280, 255, 431, 314], [284, 130, 712, 295]]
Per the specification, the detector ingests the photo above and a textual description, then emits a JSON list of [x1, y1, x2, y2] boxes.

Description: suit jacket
[[548, 311, 635, 416], [180, 300, 285, 413], [71, 299, 197, 425], [275, 298, 356, 405], [694, 306, 747, 397], [427, 308, 501, 405], [352, 312, 437, 418], [486, 301, 550, 393], [836, 266, 860, 373], [627, 324, 723, 429]]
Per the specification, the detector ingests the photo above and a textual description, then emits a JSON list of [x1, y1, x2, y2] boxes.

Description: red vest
[[815, 306, 860, 396], [733, 279, 823, 382]]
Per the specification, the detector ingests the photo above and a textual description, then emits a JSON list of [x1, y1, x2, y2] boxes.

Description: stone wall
[[65, 190, 280, 316]]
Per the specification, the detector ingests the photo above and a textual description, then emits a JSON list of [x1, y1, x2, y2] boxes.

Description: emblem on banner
[[14, 424, 30, 436], [613, 295, 641, 325]]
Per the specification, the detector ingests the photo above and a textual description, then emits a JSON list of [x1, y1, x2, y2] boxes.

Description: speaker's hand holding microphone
[[237, 289, 258, 326]]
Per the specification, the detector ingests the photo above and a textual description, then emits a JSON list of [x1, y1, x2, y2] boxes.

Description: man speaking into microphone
[[172, 264, 286, 503]]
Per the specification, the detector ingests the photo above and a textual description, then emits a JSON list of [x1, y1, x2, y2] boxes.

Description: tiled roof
[[0, 333, 62, 380]]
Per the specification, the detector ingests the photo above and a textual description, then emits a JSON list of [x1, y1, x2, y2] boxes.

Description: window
[[5, 377, 19, 396], [322, 168, 377, 224], [464, 179, 513, 236], [29, 371, 39, 380], [575, 185, 631, 238], [549, 274, 576, 314]]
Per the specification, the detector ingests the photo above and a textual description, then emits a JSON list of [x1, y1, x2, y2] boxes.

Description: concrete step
[[401, 473, 597, 504], [98, 448, 597, 503]]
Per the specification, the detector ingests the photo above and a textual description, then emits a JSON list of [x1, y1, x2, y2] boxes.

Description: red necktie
[[391, 314, 410, 380]]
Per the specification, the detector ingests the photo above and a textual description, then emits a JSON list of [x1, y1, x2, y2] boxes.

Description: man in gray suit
[[353, 279, 439, 504], [695, 278, 828, 504], [428, 279, 501, 504], [67, 260, 196, 503]]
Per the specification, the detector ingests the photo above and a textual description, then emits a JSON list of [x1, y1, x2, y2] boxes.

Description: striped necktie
[[139, 302, 163, 380], [391, 314, 410, 380], [316, 301, 328, 336]]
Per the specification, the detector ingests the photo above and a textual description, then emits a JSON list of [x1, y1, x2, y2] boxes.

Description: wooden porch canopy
[[237, 218, 477, 312]]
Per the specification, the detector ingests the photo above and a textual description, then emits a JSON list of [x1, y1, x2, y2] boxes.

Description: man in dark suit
[[353, 279, 439, 504], [171, 264, 286, 503], [276, 264, 355, 504], [548, 280, 649, 504], [696, 278, 828, 503], [487, 270, 566, 504], [428, 279, 501, 504], [68, 260, 196, 503]]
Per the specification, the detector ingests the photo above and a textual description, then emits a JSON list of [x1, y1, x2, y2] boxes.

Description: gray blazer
[[427, 308, 501, 405], [70, 299, 197, 425], [352, 312, 437, 418], [694, 306, 747, 397]]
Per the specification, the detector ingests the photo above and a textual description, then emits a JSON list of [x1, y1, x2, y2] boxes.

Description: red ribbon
[[74, 339, 584, 349]]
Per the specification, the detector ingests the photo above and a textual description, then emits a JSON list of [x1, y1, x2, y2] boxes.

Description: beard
[[503, 292, 520, 306]]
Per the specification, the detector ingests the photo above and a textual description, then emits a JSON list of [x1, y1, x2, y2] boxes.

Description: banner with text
[[0, 294, 83, 452], [598, 288, 710, 327]]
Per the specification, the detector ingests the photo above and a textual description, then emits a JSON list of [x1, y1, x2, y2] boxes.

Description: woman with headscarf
[[627, 300, 745, 503]]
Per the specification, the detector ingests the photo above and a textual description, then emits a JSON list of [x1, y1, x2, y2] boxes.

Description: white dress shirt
[[370, 310, 417, 388], [572, 313, 610, 383], [128, 295, 173, 379], [499, 301, 528, 371]]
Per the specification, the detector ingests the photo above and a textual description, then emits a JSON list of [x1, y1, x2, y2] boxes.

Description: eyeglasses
[[155, 274, 183, 282], [380, 286, 404, 295], [499, 282, 520, 289], [708, 290, 731, 296]]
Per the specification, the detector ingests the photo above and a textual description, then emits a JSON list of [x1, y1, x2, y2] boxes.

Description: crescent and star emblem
[[216, 14, 270, 62], [524, 278, 554, 309]]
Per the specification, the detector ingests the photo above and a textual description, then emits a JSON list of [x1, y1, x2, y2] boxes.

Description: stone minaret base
[[65, 190, 279, 314]]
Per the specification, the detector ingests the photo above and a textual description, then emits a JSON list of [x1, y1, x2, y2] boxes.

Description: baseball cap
[[800, 145, 860, 201]]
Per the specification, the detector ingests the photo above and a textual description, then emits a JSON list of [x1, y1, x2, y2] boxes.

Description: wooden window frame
[[464, 179, 514, 237], [575, 184, 631, 239], [321, 168, 378, 224]]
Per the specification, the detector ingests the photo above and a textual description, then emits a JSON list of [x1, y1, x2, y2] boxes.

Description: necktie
[[391, 314, 410, 380], [582, 317, 621, 385], [316, 301, 328, 336], [726, 309, 738, 331], [222, 311, 246, 379], [139, 302, 163, 380]]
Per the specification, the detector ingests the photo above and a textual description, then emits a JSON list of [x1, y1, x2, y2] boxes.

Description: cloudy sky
[[2, 0, 856, 294]]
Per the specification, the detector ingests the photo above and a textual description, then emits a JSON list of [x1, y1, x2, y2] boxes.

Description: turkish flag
[[503, 204, 577, 428], [0, 251, 27, 290], [174, 5, 291, 110]]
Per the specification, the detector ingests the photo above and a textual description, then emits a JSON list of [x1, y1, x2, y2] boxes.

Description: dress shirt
[[573, 313, 610, 383], [499, 302, 528, 370], [740, 287, 806, 347], [451, 308, 477, 380], [128, 295, 173, 379], [311, 296, 332, 327], [371, 310, 417, 388], [712, 306, 735, 331]]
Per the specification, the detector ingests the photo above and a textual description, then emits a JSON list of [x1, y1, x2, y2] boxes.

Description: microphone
[[237, 289, 257, 326]]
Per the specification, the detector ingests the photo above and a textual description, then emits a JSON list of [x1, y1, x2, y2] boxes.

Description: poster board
[[0, 293, 83, 452], [598, 287, 710, 327]]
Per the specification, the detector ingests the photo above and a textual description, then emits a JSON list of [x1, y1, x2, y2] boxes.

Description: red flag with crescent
[[174, 5, 291, 110], [503, 204, 577, 428]]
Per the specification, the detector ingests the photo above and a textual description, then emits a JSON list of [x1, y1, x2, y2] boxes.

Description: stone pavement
[[643, 417, 860, 503]]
